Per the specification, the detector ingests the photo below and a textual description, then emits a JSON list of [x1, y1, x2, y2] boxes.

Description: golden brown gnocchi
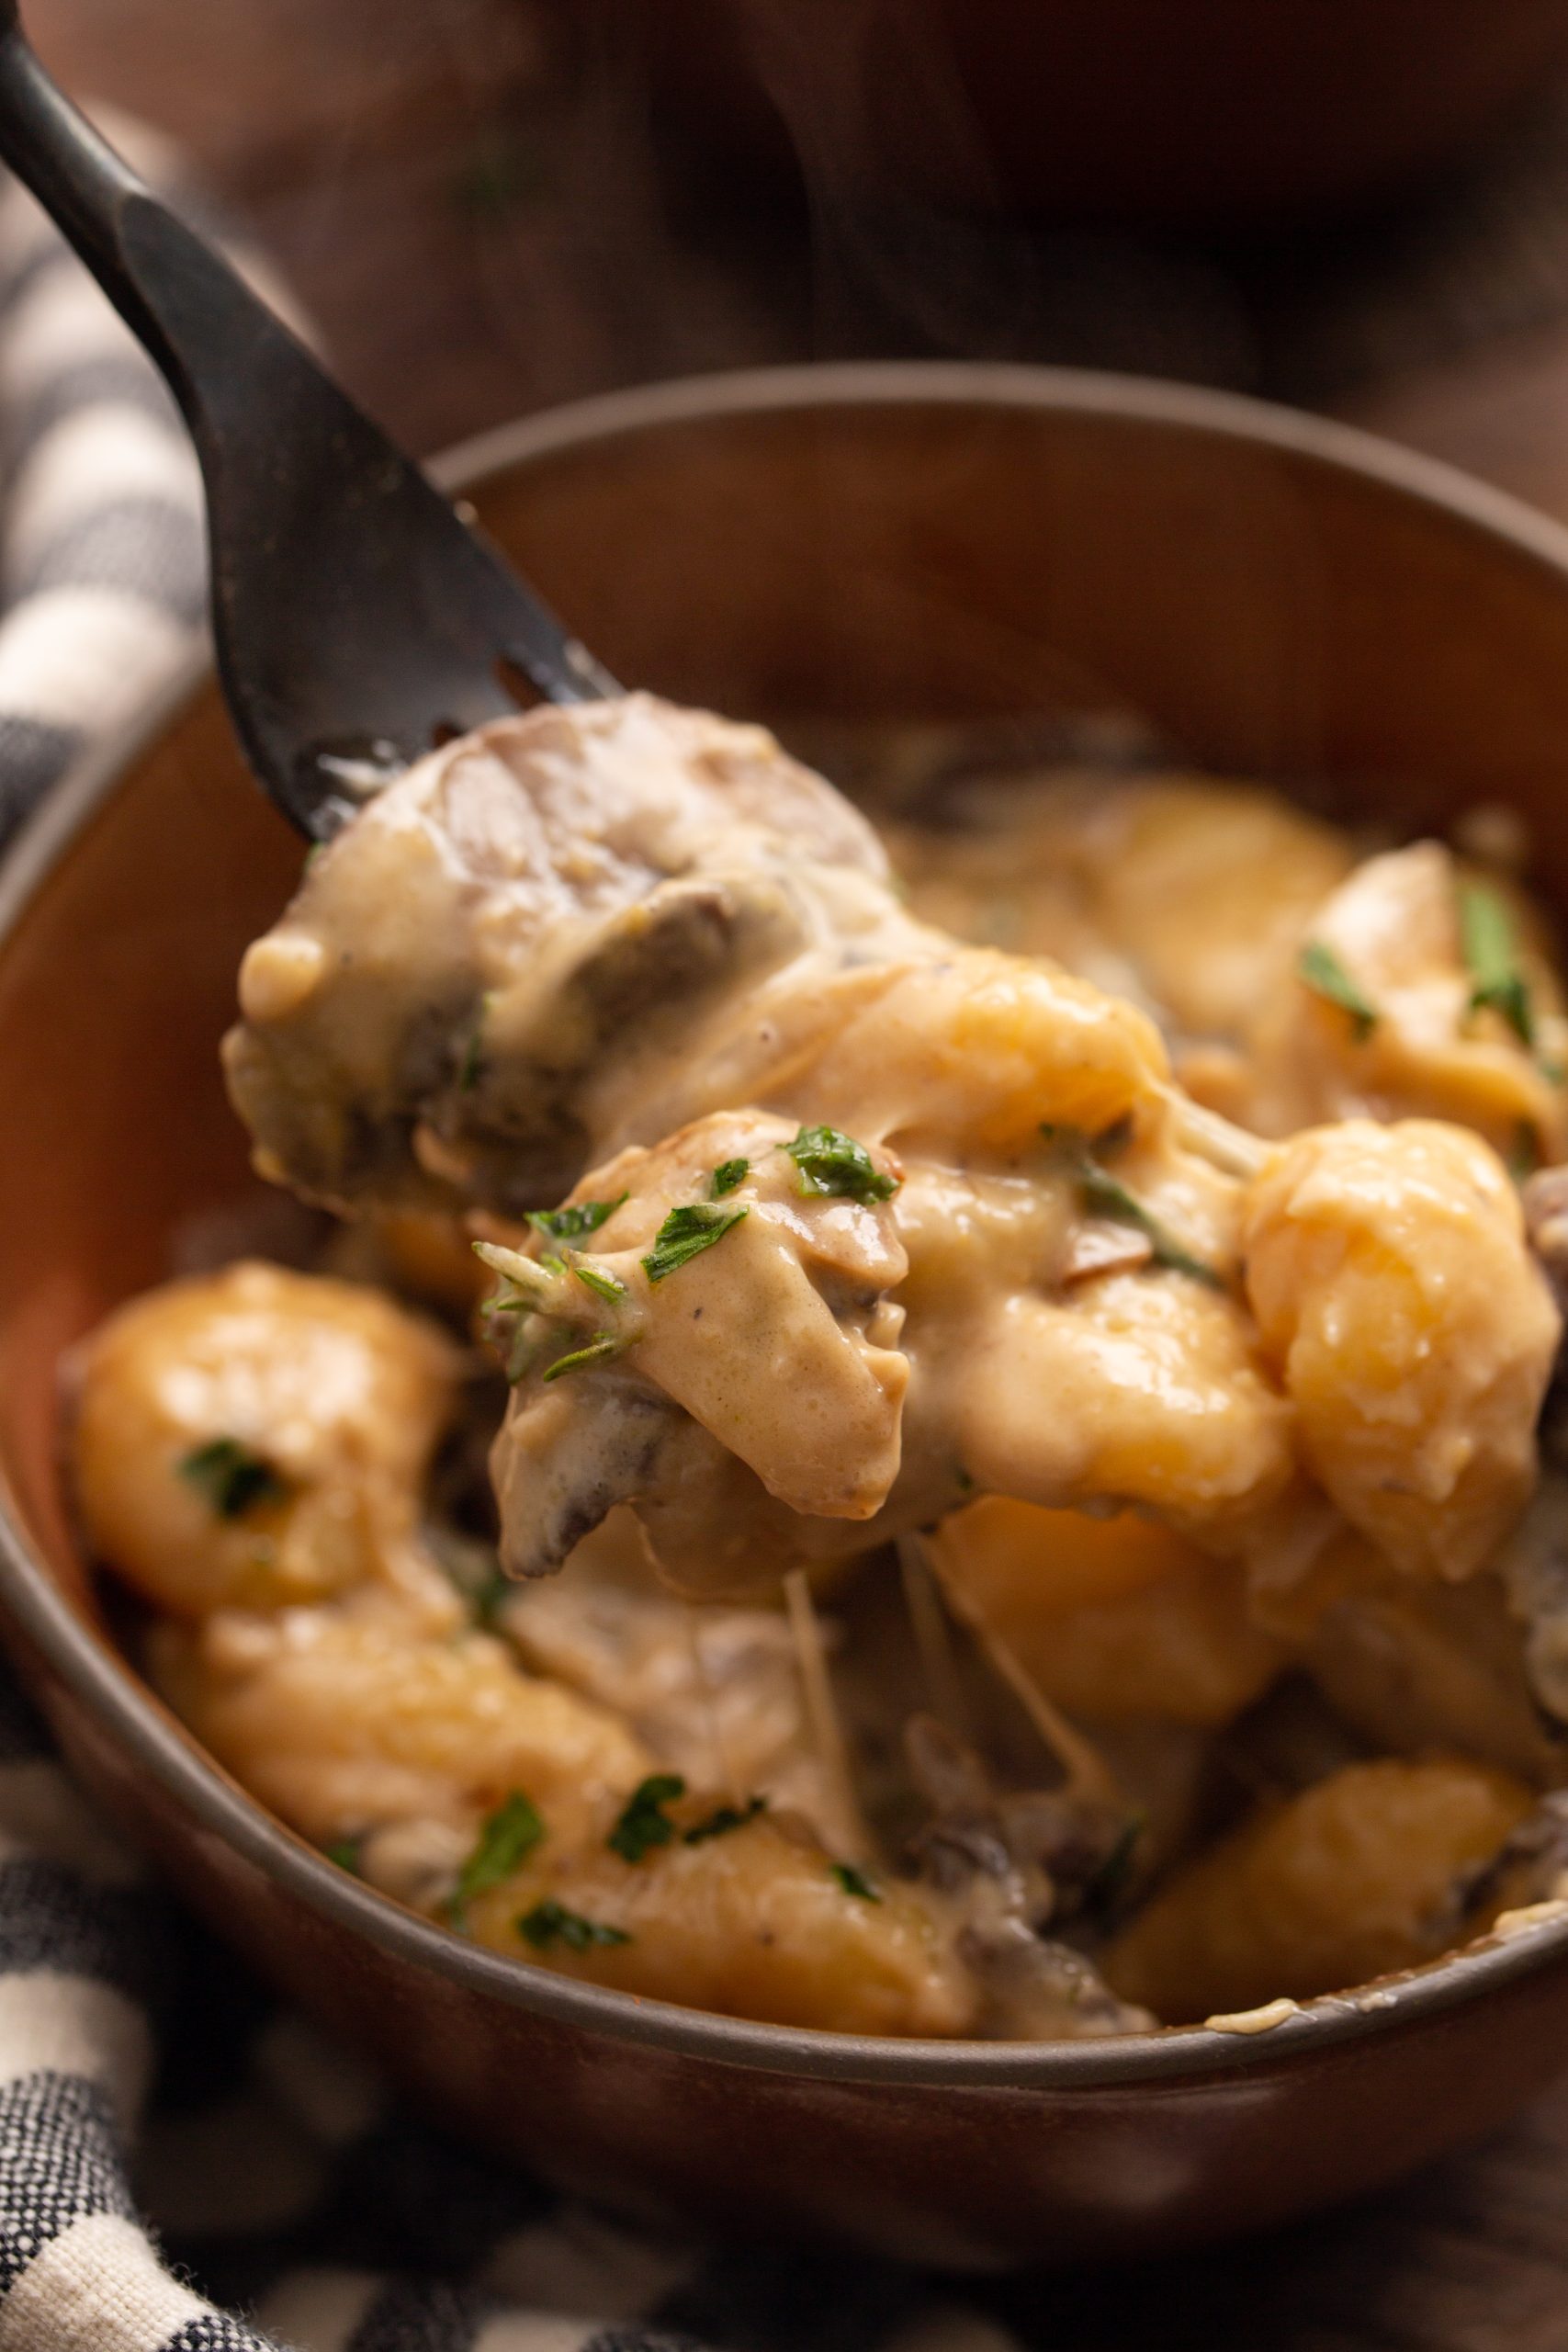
[[462, 1792, 974, 2036], [1241, 1120, 1558, 1580], [70, 700, 1568, 2041], [1102, 1758, 1534, 2022], [928, 1497, 1290, 1729], [73, 1261, 460, 1617]]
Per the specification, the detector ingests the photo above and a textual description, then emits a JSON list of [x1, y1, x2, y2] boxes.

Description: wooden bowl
[[6, 365, 1568, 2266], [625, 0, 1568, 232]]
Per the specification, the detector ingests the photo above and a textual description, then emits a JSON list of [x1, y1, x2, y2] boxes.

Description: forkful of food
[[224, 689, 1562, 1631]]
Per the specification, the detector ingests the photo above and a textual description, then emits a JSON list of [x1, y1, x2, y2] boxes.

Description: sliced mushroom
[[224, 695, 908, 1216], [903, 1717, 1151, 2040]]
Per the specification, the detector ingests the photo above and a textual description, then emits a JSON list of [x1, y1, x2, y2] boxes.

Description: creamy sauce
[[68, 695, 1568, 2036]]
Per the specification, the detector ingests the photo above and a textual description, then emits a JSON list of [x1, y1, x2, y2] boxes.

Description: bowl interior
[[7, 367, 1568, 2030]]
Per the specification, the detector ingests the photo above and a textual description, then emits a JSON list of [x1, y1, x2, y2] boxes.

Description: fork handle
[[0, 17, 226, 421], [0, 11, 615, 829]]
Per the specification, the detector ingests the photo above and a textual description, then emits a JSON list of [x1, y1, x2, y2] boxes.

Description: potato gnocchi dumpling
[[462, 1792, 974, 2037], [1245, 844, 1568, 1161], [70, 705, 1568, 2039], [928, 1498, 1289, 1729], [1102, 1758, 1534, 2022], [1242, 1120, 1558, 1580], [151, 1599, 652, 1849], [888, 772, 1353, 1052], [73, 1261, 460, 1617]]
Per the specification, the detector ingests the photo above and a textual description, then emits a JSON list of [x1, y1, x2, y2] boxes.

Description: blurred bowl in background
[[623, 0, 1568, 232]]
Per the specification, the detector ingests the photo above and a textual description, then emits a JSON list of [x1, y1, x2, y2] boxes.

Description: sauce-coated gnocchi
[[71, 699, 1568, 2035]]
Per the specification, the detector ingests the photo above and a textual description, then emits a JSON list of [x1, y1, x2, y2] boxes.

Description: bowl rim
[[7, 356, 1568, 2091]]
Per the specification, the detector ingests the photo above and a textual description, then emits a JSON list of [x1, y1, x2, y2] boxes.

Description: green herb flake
[[1297, 939, 1379, 1042], [518, 1899, 631, 1952], [608, 1773, 686, 1862], [1460, 880, 1536, 1046], [178, 1437, 289, 1521], [683, 1794, 766, 1846], [830, 1861, 882, 1903], [641, 1203, 748, 1283], [324, 1838, 362, 1874], [526, 1194, 629, 1246], [710, 1157, 750, 1199], [472, 1238, 553, 1303], [573, 1261, 628, 1306], [448, 1791, 545, 1928], [783, 1124, 899, 1203], [1075, 1161, 1223, 1290], [540, 1332, 628, 1383]]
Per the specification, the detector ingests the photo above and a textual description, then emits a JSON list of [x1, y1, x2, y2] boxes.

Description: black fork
[[0, 2, 615, 838]]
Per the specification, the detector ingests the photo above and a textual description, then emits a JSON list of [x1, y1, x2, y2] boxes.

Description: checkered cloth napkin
[[0, 141, 1035, 2352]]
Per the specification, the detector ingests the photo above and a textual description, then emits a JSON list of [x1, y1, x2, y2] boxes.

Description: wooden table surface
[[22, 4, 1568, 2343]]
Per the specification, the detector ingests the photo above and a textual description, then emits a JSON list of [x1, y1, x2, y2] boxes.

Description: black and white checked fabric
[[0, 116, 205, 840], [0, 1676, 1027, 2352], [0, 141, 1028, 2352]]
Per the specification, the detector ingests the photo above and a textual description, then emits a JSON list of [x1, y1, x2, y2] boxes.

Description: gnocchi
[[71, 698, 1568, 2038]]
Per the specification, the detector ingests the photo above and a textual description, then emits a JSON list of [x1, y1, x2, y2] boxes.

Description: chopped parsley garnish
[[541, 1332, 628, 1382], [473, 1238, 554, 1304], [684, 1794, 766, 1845], [518, 1899, 631, 1952], [324, 1838, 362, 1874], [642, 1203, 748, 1283], [710, 1157, 750, 1199], [448, 1791, 544, 1928], [1297, 939, 1378, 1041], [830, 1861, 882, 1903], [178, 1437, 288, 1521], [1073, 1158, 1223, 1290], [608, 1773, 686, 1862], [572, 1261, 628, 1306], [475, 1237, 635, 1386], [526, 1194, 627, 1245], [1460, 879, 1536, 1046], [783, 1124, 899, 1203]]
